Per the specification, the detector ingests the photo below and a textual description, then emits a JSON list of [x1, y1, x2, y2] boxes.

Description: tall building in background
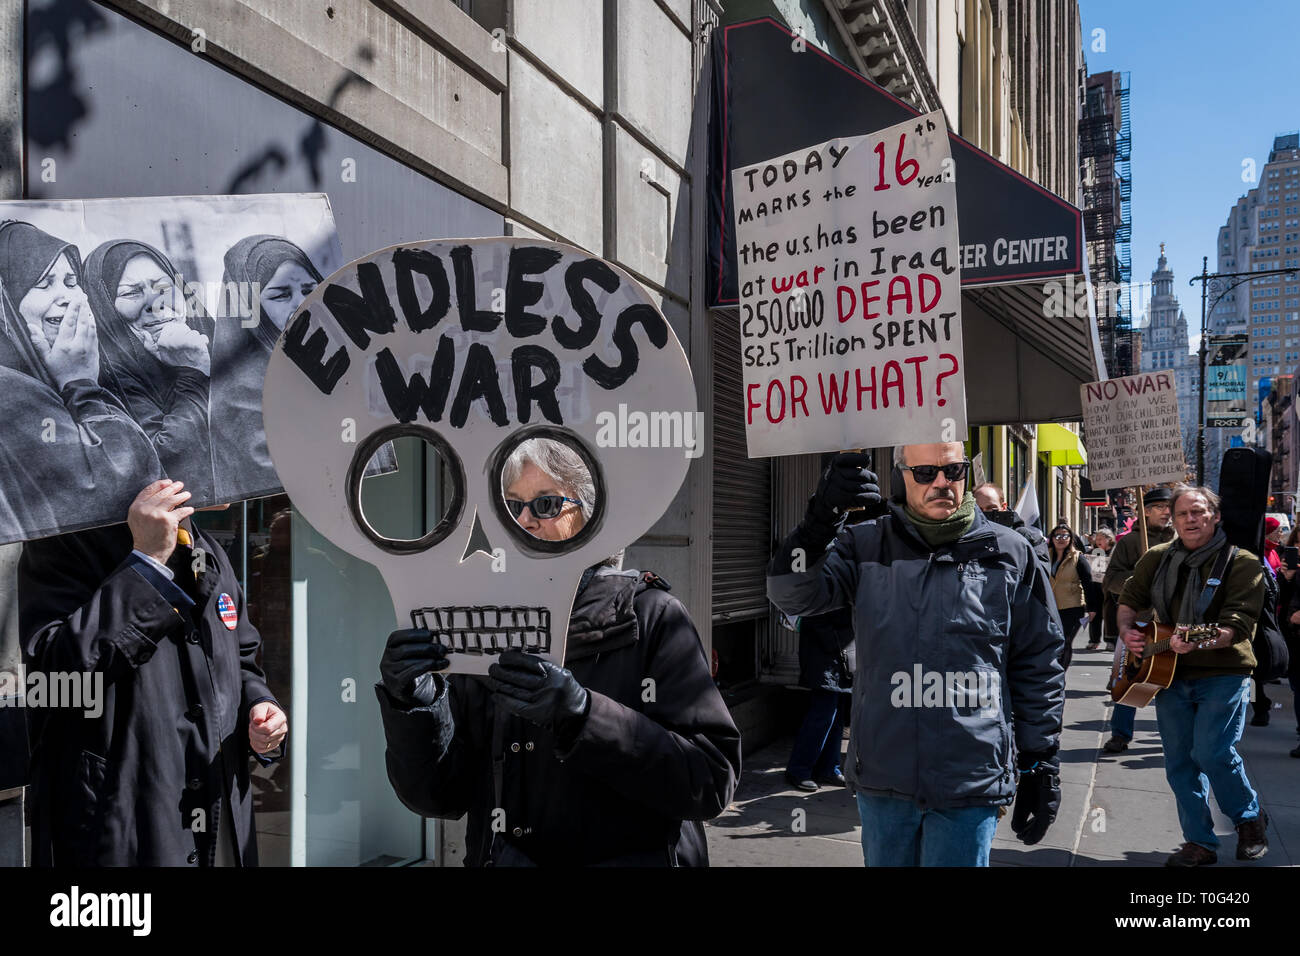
[[1080, 70, 1133, 377], [1248, 134, 1300, 399], [1137, 247, 1198, 465], [1205, 133, 1300, 492], [1204, 191, 1259, 488]]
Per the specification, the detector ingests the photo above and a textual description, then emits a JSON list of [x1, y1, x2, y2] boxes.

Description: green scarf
[[905, 492, 977, 548]]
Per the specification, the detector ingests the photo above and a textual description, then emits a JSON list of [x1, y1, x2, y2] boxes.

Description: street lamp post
[[1191, 262, 1299, 485]]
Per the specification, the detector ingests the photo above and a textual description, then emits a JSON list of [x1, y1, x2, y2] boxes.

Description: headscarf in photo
[[83, 239, 213, 410], [0, 220, 83, 389], [221, 234, 324, 352]]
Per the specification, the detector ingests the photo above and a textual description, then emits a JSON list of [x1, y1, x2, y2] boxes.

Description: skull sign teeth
[[262, 238, 697, 674]]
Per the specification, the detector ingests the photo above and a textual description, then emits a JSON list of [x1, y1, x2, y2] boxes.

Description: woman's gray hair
[[504, 437, 596, 514], [1093, 527, 1116, 542], [502, 437, 622, 569]]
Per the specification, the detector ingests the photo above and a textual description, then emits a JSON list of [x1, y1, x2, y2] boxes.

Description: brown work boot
[[1165, 842, 1217, 867], [1236, 812, 1269, 860]]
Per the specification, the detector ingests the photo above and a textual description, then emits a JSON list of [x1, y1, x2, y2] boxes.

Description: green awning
[[1037, 423, 1087, 466]]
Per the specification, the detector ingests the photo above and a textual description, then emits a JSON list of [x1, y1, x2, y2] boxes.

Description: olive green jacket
[[1119, 541, 1264, 679]]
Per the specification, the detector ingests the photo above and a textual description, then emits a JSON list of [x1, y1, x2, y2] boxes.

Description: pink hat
[[1266, 516, 1280, 533]]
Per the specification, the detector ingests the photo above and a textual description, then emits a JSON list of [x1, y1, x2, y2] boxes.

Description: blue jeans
[[787, 690, 848, 779], [855, 792, 999, 866], [1111, 702, 1135, 740], [1155, 674, 1261, 850]]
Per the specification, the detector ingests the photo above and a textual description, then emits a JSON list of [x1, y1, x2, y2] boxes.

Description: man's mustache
[[926, 488, 957, 501]]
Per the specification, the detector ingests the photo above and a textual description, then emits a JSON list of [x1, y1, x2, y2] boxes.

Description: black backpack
[[1253, 563, 1291, 682]]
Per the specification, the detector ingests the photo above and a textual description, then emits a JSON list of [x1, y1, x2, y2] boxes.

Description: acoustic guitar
[[1109, 621, 1220, 708]]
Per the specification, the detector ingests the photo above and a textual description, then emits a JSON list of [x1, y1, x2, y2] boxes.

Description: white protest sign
[[1080, 370, 1187, 490], [262, 238, 697, 674], [730, 110, 964, 457]]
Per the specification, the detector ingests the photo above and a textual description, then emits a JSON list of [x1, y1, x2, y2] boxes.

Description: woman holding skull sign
[[377, 437, 741, 866]]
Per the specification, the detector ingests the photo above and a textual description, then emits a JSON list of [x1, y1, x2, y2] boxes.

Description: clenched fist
[[814, 452, 881, 516], [127, 480, 195, 565], [249, 701, 288, 755], [146, 322, 211, 377]]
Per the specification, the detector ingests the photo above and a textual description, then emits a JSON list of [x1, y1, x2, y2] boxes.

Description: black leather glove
[[1011, 751, 1061, 845], [800, 452, 881, 547], [772, 454, 881, 577], [485, 650, 589, 735], [380, 627, 450, 708], [811, 452, 881, 522]]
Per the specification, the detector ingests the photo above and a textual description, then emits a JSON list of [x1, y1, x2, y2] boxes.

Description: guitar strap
[[1192, 545, 1237, 624]]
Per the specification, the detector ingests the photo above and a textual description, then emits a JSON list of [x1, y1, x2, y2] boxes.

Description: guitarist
[[1117, 485, 1268, 867]]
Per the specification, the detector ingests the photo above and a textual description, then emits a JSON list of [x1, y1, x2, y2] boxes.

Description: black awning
[[707, 18, 1084, 308]]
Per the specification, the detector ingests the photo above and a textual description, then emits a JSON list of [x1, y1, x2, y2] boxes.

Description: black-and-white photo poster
[[0, 192, 343, 544]]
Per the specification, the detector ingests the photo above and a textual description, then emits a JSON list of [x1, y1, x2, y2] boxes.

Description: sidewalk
[[705, 644, 1298, 866]]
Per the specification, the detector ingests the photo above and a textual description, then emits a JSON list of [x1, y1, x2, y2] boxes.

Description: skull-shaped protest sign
[[262, 238, 698, 674]]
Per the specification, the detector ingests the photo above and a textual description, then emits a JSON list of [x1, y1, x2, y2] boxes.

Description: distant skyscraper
[[1138, 246, 1198, 461], [1204, 133, 1300, 490], [1246, 134, 1300, 398]]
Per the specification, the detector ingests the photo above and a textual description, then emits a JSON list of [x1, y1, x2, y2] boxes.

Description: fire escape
[[1080, 72, 1133, 378]]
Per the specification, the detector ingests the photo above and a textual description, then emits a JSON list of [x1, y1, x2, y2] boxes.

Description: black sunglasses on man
[[898, 460, 971, 484]]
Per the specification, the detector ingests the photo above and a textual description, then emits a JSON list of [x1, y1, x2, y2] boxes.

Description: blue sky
[[1079, 0, 1299, 345]]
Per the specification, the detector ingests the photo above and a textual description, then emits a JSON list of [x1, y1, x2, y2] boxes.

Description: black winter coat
[[19, 522, 279, 866], [375, 569, 741, 866], [797, 607, 854, 694]]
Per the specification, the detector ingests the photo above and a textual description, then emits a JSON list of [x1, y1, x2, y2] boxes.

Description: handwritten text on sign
[[730, 111, 964, 457], [1079, 370, 1187, 490]]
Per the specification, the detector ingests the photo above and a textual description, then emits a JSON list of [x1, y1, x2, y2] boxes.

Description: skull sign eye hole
[[493, 429, 605, 554], [349, 425, 465, 555]]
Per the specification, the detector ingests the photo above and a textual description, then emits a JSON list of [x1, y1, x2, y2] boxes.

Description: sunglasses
[[1052, 533, 1072, 540], [505, 495, 582, 520], [899, 460, 971, 484]]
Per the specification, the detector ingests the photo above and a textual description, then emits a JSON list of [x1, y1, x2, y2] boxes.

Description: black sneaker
[[1102, 735, 1129, 753], [1166, 842, 1217, 867], [813, 770, 847, 787], [1236, 812, 1269, 860], [1291, 743, 1300, 759]]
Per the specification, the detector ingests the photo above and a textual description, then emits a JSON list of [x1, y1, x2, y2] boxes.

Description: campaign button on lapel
[[217, 593, 238, 630]]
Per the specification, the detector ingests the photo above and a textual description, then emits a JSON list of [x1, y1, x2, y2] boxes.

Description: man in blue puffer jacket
[[768, 442, 1066, 866]]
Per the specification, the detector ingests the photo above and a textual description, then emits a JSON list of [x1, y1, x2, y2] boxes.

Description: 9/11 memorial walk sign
[[731, 111, 965, 458]]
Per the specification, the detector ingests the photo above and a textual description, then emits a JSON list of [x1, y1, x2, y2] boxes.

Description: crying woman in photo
[[0, 220, 161, 540], [84, 239, 217, 503]]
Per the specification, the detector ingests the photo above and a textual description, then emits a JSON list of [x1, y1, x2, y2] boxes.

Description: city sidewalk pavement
[[706, 643, 1298, 866]]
